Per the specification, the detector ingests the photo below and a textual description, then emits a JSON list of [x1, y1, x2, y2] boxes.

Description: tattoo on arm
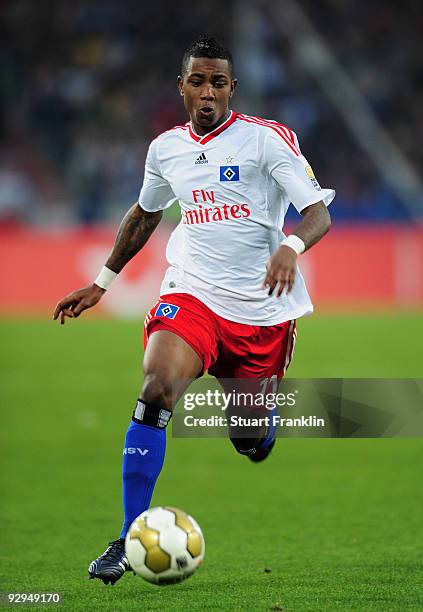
[[294, 201, 331, 251], [105, 204, 163, 273]]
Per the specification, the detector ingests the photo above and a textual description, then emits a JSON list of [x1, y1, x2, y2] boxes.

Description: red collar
[[188, 111, 237, 145]]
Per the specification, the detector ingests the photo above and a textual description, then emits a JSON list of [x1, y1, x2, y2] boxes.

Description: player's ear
[[177, 75, 184, 97], [229, 78, 238, 98]]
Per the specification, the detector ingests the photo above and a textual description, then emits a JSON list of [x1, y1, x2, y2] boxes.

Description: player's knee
[[230, 437, 259, 456], [141, 373, 174, 411]]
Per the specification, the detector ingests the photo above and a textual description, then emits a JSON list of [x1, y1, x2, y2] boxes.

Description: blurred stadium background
[[1, 3, 423, 609], [1, 0, 422, 315]]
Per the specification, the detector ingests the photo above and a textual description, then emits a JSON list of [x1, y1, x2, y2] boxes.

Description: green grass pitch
[[1, 312, 422, 611]]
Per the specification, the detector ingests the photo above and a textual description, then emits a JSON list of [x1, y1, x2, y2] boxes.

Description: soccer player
[[53, 35, 334, 585]]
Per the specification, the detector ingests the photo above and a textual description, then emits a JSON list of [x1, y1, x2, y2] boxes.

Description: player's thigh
[[142, 330, 203, 406], [144, 329, 202, 378]]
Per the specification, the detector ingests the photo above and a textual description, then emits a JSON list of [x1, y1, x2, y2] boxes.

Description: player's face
[[178, 57, 237, 134]]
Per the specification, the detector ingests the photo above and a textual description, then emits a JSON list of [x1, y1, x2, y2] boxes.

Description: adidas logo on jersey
[[195, 152, 208, 165]]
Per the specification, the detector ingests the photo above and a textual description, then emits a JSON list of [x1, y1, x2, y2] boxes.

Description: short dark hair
[[181, 35, 234, 76]]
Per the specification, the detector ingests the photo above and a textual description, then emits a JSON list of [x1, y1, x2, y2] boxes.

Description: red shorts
[[144, 293, 296, 380]]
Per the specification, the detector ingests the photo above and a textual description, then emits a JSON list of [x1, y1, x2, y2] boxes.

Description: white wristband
[[281, 234, 305, 255], [94, 266, 118, 290]]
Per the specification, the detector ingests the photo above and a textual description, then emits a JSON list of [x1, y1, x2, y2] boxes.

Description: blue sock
[[258, 406, 278, 449], [120, 419, 166, 538]]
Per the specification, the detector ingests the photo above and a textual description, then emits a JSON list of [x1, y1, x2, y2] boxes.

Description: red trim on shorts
[[281, 320, 297, 378]]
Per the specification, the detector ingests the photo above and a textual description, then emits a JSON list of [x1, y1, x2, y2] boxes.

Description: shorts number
[[259, 375, 278, 396]]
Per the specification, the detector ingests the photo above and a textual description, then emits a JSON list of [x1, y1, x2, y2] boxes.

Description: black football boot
[[249, 438, 276, 462], [88, 538, 130, 585]]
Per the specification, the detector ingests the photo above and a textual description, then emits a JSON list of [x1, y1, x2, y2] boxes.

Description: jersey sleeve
[[264, 130, 335, 213], [138, 138, 176, 212]]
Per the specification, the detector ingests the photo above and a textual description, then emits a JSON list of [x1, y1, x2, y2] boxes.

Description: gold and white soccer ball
[[125, 506, 205, 585]]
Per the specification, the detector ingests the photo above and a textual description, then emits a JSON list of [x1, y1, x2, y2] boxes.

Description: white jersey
[[138, 111, 335, 325]]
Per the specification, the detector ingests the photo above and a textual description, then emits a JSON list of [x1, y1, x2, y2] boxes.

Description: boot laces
[[102, 539, 125, 561]]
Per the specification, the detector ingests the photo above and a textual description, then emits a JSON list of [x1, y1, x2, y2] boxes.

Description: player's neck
[[190, 109, 231, 136]]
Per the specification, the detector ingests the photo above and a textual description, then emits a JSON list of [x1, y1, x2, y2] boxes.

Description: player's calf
[[120, 399, 171, 537], [142, 373, 175, 411]]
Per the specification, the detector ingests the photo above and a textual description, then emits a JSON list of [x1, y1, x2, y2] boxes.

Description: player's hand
[[263, 245, 297, 297], [53, 284, 106, 325]]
